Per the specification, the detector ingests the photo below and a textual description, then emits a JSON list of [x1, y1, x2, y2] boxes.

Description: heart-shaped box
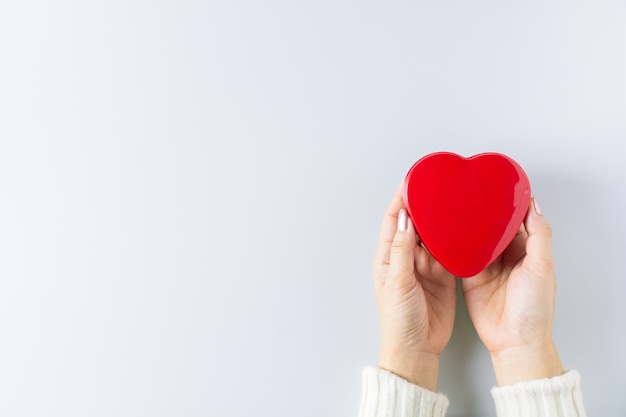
[[403, 152, 531, 278]]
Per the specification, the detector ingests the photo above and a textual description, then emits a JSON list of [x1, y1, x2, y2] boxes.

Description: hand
[[373, 183, 457, 391], [461, 198, 564, 385]]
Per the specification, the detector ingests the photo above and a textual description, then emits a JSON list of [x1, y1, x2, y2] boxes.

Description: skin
[[373, 183, 457, 391], [373, 183, 563, 390]]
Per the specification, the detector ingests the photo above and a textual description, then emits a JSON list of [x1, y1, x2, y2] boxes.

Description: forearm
[[491, 370, 587, 417], [378, 348, 440, 392], [359, 366, 449, 417], [490, 339, 563, 386], [490, 341, 586, 417]]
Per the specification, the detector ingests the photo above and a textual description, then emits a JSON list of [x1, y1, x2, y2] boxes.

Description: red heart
[[403, 152, 531, 278]]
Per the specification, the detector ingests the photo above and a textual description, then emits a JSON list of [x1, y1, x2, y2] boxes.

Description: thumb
[[386, 209, 417, 287], [524, 197, 554, 273]]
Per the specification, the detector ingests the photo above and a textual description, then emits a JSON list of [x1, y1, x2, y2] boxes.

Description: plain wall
[[1, 1, 625, 416]]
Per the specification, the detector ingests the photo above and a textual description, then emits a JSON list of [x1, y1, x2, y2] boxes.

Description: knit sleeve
[[358, 366, 449, 417], [491, 370, 587, 417]]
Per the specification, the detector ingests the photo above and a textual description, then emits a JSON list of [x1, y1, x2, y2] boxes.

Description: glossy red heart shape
[[403, 152, 531, 278]]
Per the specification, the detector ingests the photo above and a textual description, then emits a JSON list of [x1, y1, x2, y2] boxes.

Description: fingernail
[[397, 209, 408, 231], [533, 197, 543, 216]]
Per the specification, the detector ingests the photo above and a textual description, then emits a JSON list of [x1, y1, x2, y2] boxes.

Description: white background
[[1, 1, 625, 416]]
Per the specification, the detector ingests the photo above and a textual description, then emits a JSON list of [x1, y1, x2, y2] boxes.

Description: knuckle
[[390, 233, 409, 250]]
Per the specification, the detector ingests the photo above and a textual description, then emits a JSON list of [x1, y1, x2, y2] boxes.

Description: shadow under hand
[[438, 283, 494, 417]]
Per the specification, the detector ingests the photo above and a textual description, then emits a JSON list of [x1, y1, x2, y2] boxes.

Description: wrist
[[490, 339, 563, 386], [378, 347, 440, 391]]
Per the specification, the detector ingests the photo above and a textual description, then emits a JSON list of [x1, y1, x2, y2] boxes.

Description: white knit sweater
[[358, 367, 587, 417]]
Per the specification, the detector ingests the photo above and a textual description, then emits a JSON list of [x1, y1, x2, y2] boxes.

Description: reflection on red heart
[[403, 152, 531, 278]]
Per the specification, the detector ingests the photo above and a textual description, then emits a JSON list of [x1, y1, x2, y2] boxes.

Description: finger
[[373, 182, 406, 281], [524, 197, 554, 271], [516, 219, 527, 237], [387, 208, 417, 288], [502, 222, 529, 267]]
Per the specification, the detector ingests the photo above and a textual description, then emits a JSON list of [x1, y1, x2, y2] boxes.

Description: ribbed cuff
[[491, 370, 587, 417], [358, 366, 449, 417]]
